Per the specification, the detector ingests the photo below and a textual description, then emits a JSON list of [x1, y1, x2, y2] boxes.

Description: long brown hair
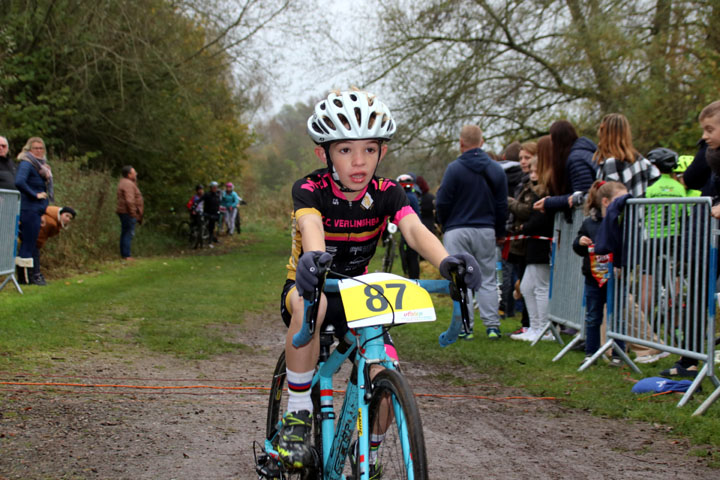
[[536, 135, 556, 193], [592, 113, 639, 164], [548, 120, 578, 196]]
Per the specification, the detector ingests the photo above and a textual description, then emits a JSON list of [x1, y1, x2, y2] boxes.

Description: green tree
[[0, 0, 292, 215]]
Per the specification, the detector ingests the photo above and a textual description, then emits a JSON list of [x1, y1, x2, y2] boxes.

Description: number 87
[[364, 283, 406, 312]]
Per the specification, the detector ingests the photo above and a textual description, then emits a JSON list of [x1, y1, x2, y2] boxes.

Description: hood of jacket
[[571, 136, 597, 157], [457, 147, 493, 175]]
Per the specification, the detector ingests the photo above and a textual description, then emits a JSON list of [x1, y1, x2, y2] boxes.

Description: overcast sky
[[258, 0, 380, 117]]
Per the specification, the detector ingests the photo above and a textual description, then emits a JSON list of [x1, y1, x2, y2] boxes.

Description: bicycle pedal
[[255, 454, 282, 480]]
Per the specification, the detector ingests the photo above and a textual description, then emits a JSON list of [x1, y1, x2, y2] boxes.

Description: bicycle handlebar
[[292, 265, 472, 348], [292, 255, 332, 347]]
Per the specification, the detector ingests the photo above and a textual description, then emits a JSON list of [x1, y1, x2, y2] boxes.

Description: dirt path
[[1, 312, 717, 480]]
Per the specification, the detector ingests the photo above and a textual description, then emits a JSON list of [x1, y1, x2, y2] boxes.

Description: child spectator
[[673, 155, 702, 197], [573, 181, 627, 363], [510, 136, 554, 342], [660, 100, 720, 377], [593, 183, 633, 365], [187, 184, 205, 225], [640, 148, 687, 327], [220, 182, 241, 235]]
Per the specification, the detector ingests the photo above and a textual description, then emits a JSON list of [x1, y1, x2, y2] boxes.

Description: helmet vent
[[381, 114, 389, 128], [337, 113, 350, 130], [350, 93, 358, 102], [333, 99, 343, 108], [368, 111, 377, 129], [319, 102, 327, 111], [322, 116, 336, 131], [311, 122, 326, 135], [354, 107, 362, 125]]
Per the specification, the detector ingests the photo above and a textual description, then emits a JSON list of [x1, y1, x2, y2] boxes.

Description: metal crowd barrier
[[585, 198, 718, 411], [0, 188, 22, 294], [539, 207, 586, 355]]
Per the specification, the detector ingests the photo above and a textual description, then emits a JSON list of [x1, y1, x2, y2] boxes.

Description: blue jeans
[[118, 213, 136, 258], [584, 280, 606, 355]]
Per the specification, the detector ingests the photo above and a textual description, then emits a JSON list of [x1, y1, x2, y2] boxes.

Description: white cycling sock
[[286, 368, 314, 413], [369, 433, 385, 463]]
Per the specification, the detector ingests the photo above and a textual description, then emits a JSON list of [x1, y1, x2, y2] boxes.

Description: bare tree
[[357, 0, 716, 155]]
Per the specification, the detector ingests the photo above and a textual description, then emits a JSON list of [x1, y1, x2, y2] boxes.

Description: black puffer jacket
[[0, 155, 17, 190], [519, 182, 554, 264]]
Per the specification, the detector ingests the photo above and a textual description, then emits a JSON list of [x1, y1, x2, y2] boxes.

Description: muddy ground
[[1, 313, 718, 480]]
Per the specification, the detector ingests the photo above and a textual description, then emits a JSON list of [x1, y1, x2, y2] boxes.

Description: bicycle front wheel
[[363, 369, 427, 480]]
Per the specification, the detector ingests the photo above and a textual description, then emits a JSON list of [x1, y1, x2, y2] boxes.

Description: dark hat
[[59, 206, 76, 218]]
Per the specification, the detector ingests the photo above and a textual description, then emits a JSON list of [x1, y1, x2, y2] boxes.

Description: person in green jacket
[[640, 148, 686, 322]]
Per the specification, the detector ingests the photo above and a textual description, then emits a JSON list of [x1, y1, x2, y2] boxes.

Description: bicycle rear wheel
[[362, 369, 427, 480], [200, 220, 211, 247], [382, 237, 396, 273], [265, 352, 322, 480], [189, 223, 201, 249], [176, 220, 191, 241]]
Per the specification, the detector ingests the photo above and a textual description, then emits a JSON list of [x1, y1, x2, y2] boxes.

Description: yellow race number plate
[[338, 273, 436, 328]]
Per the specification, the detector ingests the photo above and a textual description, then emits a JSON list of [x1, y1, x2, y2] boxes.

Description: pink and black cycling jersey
[[286, 169, 414, 280]]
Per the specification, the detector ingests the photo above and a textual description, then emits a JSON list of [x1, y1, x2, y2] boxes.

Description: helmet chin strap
[[323, 144, 383, 194]]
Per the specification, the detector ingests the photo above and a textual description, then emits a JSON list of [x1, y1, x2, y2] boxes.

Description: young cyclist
[[186, 184, 205, 228], [277, 89, 481, 472]]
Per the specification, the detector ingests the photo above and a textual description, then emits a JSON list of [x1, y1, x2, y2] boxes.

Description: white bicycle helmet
[[307, 90, 396, 144]]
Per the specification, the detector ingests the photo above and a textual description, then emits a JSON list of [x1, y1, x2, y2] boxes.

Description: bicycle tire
[[382, 237, 396, 273], [266, 352, 322, 480], [200, 219, 211, 247], [176, 220, 191, 240], [189, 223, 201, 249], [361, 369, 427, 480]]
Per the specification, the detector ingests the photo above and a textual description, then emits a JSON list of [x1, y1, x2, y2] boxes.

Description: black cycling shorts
[[279, 279, 396, 354]]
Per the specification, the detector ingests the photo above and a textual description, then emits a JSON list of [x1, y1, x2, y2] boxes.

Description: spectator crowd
[[393, 100, 720, 378]]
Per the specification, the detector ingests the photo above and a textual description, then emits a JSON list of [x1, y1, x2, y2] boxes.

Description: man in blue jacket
[[436, 125, 508, 339]]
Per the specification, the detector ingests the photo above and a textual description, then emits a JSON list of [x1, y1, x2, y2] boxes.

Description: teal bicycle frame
[[262, 275, 470, 480]]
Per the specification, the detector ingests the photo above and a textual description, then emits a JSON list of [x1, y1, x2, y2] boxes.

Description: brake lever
[[293, 254, 332, 347]]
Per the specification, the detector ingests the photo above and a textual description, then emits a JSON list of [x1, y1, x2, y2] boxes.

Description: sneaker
[[634, 352, 671, 364], [539, 332, 554, 341], [582, 355, 594, 365], [277, 410, 314, 470], [458, 330, 474, 341], [510, 330, 532, 341], [520, 327, 546, 342], [660, 363, 699, 378], [486, 327, 501, 340], [608, 357, 624, 367], [511, 326, 527, 336], [349, 441, 384, 480], [30, 273, 47, 286]]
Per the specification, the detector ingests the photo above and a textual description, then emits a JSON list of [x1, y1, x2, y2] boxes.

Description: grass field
[[2, 224, 720, 461]]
